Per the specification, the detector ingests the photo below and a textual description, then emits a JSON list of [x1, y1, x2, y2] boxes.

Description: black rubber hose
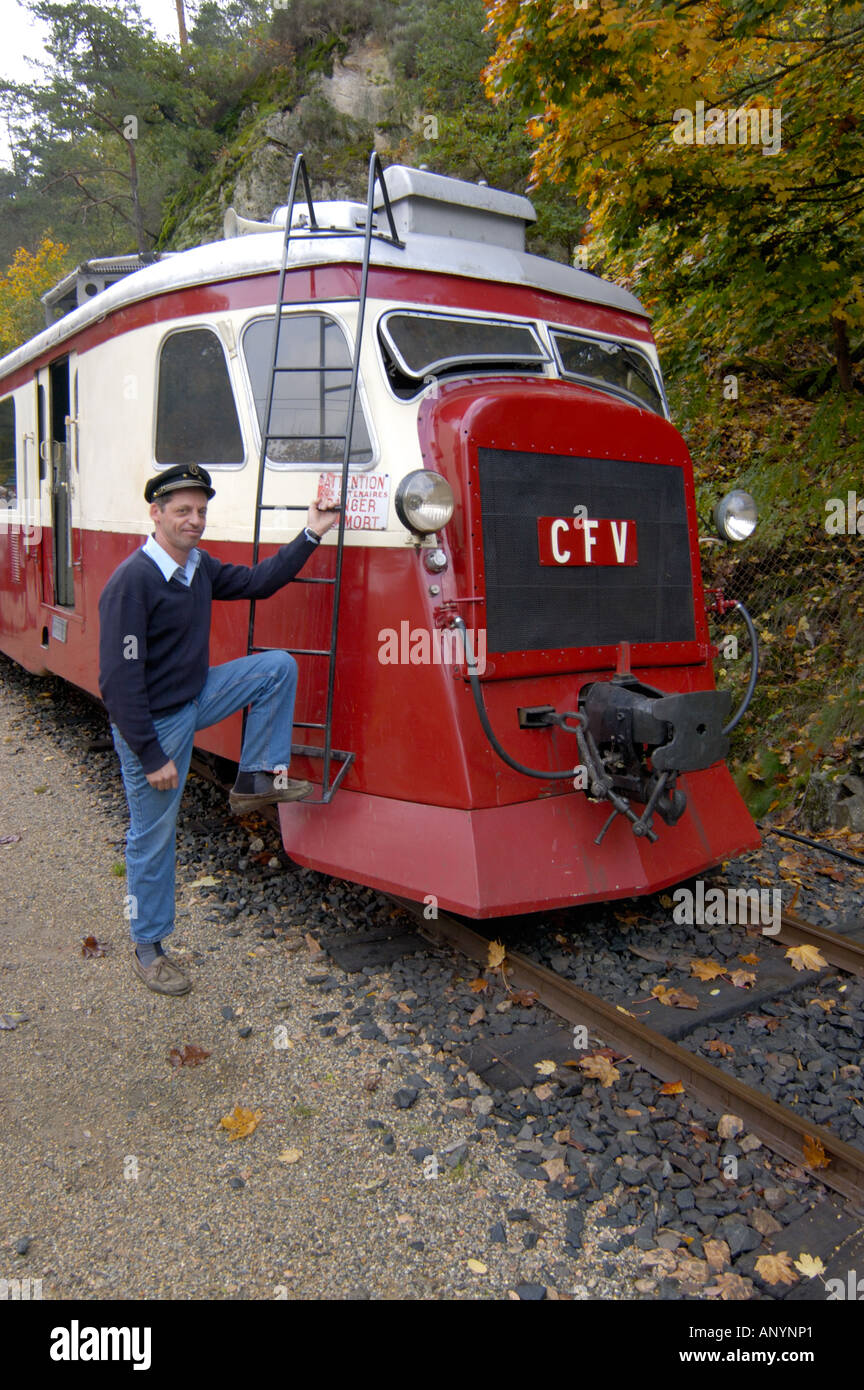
[[450, 616, 577, 780], [756, 824, 864, 868], [723, 600, 759, 735]]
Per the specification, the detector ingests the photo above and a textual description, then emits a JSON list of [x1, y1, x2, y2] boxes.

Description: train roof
[[0, 164, 649, 383]]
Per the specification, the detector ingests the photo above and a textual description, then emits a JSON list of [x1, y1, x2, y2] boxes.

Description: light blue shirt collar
[[142, 534, 201, 587]]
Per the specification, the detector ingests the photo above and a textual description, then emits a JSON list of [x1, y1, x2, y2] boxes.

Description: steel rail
[[392, 899, 864, 1208], [778, 909, 864, 981]]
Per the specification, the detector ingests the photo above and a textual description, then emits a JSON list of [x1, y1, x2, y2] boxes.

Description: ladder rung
[[250, 645, 332, 657], [294, 721, 326, 730], [294, 577, 336, 585], [257, 503, 310, 511], [272, 366, 357, 373], [291, 743, 352, 762]]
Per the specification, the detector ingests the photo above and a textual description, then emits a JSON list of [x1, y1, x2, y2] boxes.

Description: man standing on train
[[98, 463, 339, 997]]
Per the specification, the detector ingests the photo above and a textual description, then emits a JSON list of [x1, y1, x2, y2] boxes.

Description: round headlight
[[395, 471, 454, 534], [713, 490, 758, 542]]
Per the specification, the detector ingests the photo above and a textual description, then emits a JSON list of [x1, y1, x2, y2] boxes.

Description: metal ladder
[[245, 151, 403, 803]]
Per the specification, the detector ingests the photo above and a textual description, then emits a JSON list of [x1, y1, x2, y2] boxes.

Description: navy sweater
[[98, 533, 318, 773]]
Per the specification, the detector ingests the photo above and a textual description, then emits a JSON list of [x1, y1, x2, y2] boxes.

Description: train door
[[37, 356, 76, 609]]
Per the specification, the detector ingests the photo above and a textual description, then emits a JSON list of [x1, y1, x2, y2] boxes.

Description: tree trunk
[[126, 134, 147, 257], [832, 315, 853, 393], [175, 0, 188, 49]]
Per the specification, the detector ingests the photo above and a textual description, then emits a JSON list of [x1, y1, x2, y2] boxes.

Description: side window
[[243, 313, 373, 466], [0, 396, 17, 508], [155, 328, 244, 465]]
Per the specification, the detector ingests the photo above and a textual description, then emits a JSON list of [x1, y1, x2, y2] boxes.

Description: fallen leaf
[[794, 1252, 825, 1278], [810, 998, 835, 1012], [542, 1157, 566, 1182], [802, 1133, 830, 1170], [703, 1238, 731, 1272], [278, 1148, 302, 1164], [187, 876, 219, 889], [690, 958, 726, 981], [81, 935, 109, 957], [704, 1039, 735, 1057], [487, 940, 507, 970], [651, 985, 699, 1009], [786, 943, 828, 972], [750, 1208, 782, 1236], [717, 1114, 744, 1139], [705, 1272, 755, 1300], [579, 1055, 620, 1087], [755, 1252, 798, 1286], [738, 952, 760, 965], [534, 1059, 557, 1076], [220, 1106, 262, 1140], [168, 1044, 210, 1068], [512, 989, 539, 1007], [730, 970, 756, 989], [466, 1259, 487, 1274], [468, 977, 489, 993], [467, 1004, 485, 1026], [658, 1080, 684, 1095]]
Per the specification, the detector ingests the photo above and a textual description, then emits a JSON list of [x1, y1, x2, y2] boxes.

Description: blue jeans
[[112, 651, 298, 946]]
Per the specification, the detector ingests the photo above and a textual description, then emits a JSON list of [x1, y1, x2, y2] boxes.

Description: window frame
[[240, 308, 379, 472], [548, 324, 668, 418], [152, 324, 247, 472], [0, 393, 18, 511]]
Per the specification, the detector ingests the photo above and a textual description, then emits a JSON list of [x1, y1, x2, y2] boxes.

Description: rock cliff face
[[162, 38, 401, 249]]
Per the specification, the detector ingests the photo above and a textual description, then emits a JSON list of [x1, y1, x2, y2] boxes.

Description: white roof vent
[[374, 166, 536, 251]]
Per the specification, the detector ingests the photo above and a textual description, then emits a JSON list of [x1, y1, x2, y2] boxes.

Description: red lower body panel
[[278, 762, 761, 918]]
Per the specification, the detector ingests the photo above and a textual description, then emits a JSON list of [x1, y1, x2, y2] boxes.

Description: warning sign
[[317, 472, 390, 530]]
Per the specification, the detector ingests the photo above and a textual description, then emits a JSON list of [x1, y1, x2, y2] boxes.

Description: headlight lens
[[395, 471, 454, 534], [713, 490, 758, 542]]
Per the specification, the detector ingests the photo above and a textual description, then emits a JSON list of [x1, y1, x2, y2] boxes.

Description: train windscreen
[[550, 332, 665, 415]]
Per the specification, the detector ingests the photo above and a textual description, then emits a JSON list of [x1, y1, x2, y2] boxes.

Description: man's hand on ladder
[[306, 499, 342, 538]]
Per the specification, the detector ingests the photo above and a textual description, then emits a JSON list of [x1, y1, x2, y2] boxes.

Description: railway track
[[190, 753, 864, 1212], [394, 898, 864, 1209]]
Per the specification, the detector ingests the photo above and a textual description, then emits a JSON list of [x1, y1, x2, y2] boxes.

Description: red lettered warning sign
[[317, 473, 390, 530], [537, 517, 638, 566]]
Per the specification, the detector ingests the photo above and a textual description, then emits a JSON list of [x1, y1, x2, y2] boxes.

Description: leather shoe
[[229, 771, 313, 814], [132, 949, 191, 995]]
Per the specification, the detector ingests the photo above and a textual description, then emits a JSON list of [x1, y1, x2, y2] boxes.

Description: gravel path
[[0, 656, 641, 1301], [2, 652, 861, 1302]]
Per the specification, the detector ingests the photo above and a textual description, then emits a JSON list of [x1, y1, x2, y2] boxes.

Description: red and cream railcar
[[0, 162, 759, 916]]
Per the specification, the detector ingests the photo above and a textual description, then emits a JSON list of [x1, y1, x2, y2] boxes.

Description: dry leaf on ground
[[794, 1253, 825, 1278], [278, 1148, 302, 1164], [803, 1133, 830, 1169], [651, 985, 699, 1009], [703, 1239, 731, 1272], [467, 1259, 487, 1274], [468, 1004, 485, 1026], [579, 1055, 620, 1087], [755, 1252, 798, 1286], [690, 959, 726, 981], [750, 1208, 782, 1236], [786, 943, 828, 973], [704, 1039, 735, 1056], [468, 977, 489, 993], [705, 1273, 755, 1300], [738, 952, 760, 965], [658, 1080, 684, 1095], [220, 1106, 262, 1140], [81, 935, 109, 957], [487, 940, 506, 970], [168, 1044, 210, 1068], [729, 969, 756, 989], [717, 1113, 744, 1139], [534, 1059, 557, 1076]]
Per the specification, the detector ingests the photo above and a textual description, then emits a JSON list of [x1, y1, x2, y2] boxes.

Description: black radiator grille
[[478, 447, 695, 653]]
